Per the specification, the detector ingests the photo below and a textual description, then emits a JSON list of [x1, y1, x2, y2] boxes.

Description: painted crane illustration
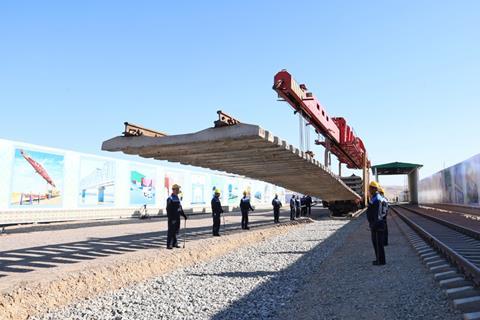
[[20, 149, 56, 188]]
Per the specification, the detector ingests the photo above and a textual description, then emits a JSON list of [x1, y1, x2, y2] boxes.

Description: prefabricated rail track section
[[423, 203, 480, 217], [392, 205, 480, 286], [102, 123, 360, 202]]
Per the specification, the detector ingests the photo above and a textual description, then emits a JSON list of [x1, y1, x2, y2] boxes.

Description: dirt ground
[[0, 209, 316, 320]]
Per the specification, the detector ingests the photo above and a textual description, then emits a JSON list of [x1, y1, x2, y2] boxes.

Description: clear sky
[[1, 1, 479, 186]]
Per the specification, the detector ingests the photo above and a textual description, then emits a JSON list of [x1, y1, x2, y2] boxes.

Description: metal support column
[[298, 113, 304, 151], [408, 168, 419, 205], [324, 138, 331, 168], [305, 122, 310, 153]]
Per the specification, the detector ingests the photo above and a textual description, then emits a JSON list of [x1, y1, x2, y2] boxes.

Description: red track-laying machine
[[273, 70, 370, 212], [273, 69, 369, 170]]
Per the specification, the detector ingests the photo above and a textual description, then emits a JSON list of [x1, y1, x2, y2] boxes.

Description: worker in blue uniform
[[211, 189, 223, 236], [271, 194, 282, 223], [239, 191, 254, 229], [295, 195, 301, 218], [305, 195, 312, 217], [378, 186, 389, 246], [289, 196, 296, 220], [366, 181, 386, 265], [166, 184, 188, 249], [300, 196, 307, 216]]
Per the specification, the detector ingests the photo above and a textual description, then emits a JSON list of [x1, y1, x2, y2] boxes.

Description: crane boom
[[273, 70, 369, 169]]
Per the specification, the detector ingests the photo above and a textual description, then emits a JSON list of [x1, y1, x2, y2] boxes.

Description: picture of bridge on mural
[[78, 157, 115, 206], [190, 174, 207, 205], [10, 148, 64, 207]]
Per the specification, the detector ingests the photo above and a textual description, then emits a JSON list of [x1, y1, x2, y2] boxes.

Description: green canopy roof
[[371, 162, 423, 175]]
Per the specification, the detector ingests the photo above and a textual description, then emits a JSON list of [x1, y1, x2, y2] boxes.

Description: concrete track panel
[[102, 124, 360, 201]]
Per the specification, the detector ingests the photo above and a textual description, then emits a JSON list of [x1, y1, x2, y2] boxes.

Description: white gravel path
[[276, 214, 460, 320], [35, 218, 354, 320], [35, 213, 460, 320]]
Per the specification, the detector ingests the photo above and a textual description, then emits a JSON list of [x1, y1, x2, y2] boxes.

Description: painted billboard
[[1, 138, 288, 224], [465, 157, 480, 204], [164, 170, 185, 202], [210, 175, 226, 202], [10, 148, 64, 207], [129, 165, 156, 205], [79, 157, 115, 206], [272, 185, 286, 205], [419, 153, 480, 206], [226, 178, 241, 205], [252, 181, 266, 203], [191, 174, 207, 205]]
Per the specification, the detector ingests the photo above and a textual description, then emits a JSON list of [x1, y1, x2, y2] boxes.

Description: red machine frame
[[273, 70, 369, 169]]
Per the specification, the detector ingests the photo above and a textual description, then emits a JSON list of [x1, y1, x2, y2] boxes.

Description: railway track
[[392, 205, 480, 285], [391, 205, 480, 318], [424, 203, 480, 217], [401, 204, 480, 240]]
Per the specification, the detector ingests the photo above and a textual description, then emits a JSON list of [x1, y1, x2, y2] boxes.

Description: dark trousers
[[307, 205, 311, 216], [167, 218, 179, 247], [290, 207, 295, 220], [176, 219, 180, 234], [241, 210, 249, 229], [384, 218, 389, 246], [371, 229, 386, 264], [213, 214, 221, 235], [273, 208, 280, 223], [295, 207, 300, 218], [301, 206, 307, 216]]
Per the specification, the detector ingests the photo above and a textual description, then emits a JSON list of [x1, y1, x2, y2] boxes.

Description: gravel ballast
[[276, 213, 460, 320], [35, 213, 459, 319]]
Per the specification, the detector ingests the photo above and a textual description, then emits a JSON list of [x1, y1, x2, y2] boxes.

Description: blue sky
[[1, 1, 479, 186]]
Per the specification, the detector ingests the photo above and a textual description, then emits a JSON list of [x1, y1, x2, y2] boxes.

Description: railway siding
[[392, 206, 480, 318]]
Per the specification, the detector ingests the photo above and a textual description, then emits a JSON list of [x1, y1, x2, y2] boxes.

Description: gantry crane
[[273, 70, 370, 209]]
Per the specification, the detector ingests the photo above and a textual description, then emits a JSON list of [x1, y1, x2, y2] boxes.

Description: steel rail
[[398, 205, 480, 240], [424, 203, 480, 217], [391, 206, 480, 286]]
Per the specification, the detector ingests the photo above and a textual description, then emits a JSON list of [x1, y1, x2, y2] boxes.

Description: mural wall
[[190, 174, 207, 205], [0, 139, 286, 223], [210, 175, 226, 203], [226, 178, 241, 205], [10, 148, 64, 207], [164, 170, 186, 204], [419, 153, 480, 206], [78, 157, 115, 206], [129, 165, 156, 206]]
